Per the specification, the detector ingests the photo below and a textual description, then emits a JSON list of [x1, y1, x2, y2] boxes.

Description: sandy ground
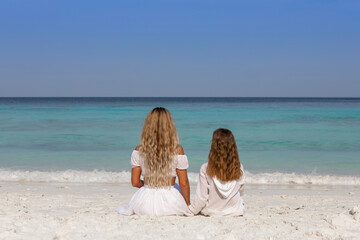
[[1, 182, 360, 240]]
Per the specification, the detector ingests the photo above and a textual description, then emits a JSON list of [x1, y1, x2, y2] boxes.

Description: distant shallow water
[[0, 97, 359, 176]]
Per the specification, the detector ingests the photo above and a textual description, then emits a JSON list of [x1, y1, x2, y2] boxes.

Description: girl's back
[[189, 128, 245, 216], [189, 163, 245, 216]]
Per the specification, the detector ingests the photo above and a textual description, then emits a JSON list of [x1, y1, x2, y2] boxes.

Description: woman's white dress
[[118, 150, 191, 216]]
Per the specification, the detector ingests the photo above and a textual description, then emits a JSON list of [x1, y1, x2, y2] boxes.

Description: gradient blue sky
[[1, 0, 359, 97]]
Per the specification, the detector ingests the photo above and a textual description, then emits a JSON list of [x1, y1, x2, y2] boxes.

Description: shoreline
[[2, 168, 360, 186], [1, 182, 359, 239]]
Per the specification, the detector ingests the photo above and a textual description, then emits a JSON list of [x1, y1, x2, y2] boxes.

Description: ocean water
[[0, 97, 360, 184]]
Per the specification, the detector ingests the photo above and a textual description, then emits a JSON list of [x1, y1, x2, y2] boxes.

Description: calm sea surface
[[0, 98, 359, 176]]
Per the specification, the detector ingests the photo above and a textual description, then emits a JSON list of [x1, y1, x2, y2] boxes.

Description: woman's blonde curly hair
[[138, 107, 179, 187], [207, 128, 242, 181]]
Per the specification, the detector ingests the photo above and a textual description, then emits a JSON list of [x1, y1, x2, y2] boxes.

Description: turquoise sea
[[0, 98, 359, 181]]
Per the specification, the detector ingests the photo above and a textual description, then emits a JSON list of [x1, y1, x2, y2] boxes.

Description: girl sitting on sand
[[118, 107, 191, 216], [189, 128, 245, 216]]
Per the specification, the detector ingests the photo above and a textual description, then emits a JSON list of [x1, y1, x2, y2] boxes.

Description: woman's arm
[[131, 167, 144, 188], [177, 169, 191, 205], [176, 145, 190, 205], [131, 145, 143, 188]]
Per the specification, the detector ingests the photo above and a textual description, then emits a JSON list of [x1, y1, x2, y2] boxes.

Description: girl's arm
[[177, 169, 190, 205], [189, 164, 209, 215], [239, 163, 246, 196], [131, 167, 144, 188]]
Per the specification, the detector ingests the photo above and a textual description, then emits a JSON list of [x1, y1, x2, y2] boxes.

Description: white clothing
[[118, 186, 191, 216], [118, 151, 191, 216], [189, 163, 245, 216], [131, 150, 189, 177]]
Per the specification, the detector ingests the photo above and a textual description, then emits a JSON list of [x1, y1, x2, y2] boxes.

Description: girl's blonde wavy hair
[[207, 128, 242, 181], [138, 107, 179, 187]]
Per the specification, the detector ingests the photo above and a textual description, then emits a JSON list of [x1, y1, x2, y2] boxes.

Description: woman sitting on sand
[[118, 107, 191, 216], [189, 128, 245, 216]]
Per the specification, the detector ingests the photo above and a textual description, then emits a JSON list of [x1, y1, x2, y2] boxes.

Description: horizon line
[[0, 96, 360, 99]]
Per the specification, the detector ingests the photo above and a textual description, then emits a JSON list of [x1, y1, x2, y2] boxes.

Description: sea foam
[[1, 168, 360, 185]]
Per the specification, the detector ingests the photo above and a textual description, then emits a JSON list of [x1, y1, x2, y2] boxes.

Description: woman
[[189, 128, 245, 216], [118, 107, 191, 216]]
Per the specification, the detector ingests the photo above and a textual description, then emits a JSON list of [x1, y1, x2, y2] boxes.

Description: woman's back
[[118, 107, 191, 216], [131, 150, 189, 179]]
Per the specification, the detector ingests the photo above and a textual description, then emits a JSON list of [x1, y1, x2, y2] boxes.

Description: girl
[[118, 107, 191, 216], [189, 128, 245, 216]]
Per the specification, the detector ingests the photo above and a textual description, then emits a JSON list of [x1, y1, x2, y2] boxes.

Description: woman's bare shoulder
[[177, 145, 184, 155]]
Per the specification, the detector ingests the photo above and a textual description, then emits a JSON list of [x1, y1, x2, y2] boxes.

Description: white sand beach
[[1, 182, 359, 240]]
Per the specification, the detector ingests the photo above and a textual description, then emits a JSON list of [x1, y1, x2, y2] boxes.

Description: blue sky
[[1, 0, 359, 97]]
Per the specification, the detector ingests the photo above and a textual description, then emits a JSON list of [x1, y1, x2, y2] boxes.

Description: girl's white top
[[131, 150, 189, 177], [189, 163, 245, 216]]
